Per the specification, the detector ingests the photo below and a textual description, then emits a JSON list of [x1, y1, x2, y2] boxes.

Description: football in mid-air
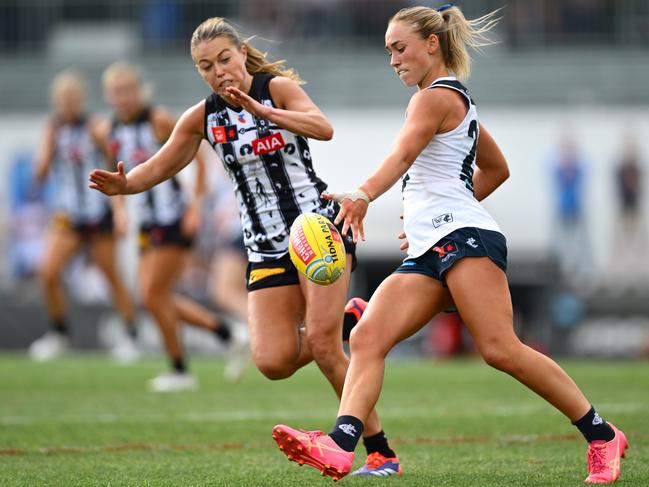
[[288, 212, 346, 285]]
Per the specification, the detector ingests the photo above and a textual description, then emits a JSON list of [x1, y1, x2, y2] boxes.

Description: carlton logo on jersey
[[252, 133, 285, 155], [288, 212, 345, 285]]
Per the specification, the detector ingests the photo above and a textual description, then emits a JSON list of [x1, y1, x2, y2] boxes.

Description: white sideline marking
[[0, 402, 643, 426]]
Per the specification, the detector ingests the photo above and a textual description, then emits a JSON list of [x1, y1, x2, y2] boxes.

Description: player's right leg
[[30, 222, 81, 361], [247, 285, 311, 380], [274, 272, 454, 479]]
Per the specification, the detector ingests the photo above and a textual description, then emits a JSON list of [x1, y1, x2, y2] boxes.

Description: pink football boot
[[584, 424, 629, 484], [272, 424, 354, 481]]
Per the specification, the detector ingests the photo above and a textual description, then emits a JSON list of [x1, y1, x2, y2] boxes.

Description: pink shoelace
[[587, 443, 607, 473]]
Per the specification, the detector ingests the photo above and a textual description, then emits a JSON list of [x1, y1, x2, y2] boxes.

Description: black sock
[[342, 313, 356, 342], [214, 319, 232, 343], [329, 415, 364, 452], [363, 430, 396, 458], [572, 406, 615, 442], [125, 320, 137, 339], [51, 318, 68, 335], [171, 358, 187, 374]]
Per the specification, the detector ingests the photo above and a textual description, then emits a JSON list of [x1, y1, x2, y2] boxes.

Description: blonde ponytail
[[390, 5, 500, 81], [191, 17, 304, 84]]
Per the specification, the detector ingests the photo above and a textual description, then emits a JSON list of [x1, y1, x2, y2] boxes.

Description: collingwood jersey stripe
[[110, 108, 185, 226], [204, 94, 275, 253], [250, 75, 302, 234], [52, 117, 109, 222], [204, 72, 333, 261]]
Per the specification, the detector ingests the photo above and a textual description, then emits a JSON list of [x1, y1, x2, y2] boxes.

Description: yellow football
[[288, 212, 346, 285]]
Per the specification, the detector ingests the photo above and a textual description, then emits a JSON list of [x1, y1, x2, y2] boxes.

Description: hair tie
[[436, 3, 454, 12]]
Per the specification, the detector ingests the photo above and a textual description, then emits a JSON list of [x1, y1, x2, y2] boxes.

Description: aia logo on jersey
[[252, 133, 285, 155], [212, 124, 239, 144]]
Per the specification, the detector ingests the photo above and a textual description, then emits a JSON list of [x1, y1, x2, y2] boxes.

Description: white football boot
[[148, 371, 198, 393], [28, 331, 70, 362], [110, 334, 140, 365], [224, 321, 250, 384]]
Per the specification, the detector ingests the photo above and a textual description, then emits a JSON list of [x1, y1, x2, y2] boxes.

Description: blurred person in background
[[203, 161, 248, 327], [272, 4, 628, 484], [101, 62, 247, 392], [607, 133, 649, 294], [548, 132, 595, 291], [28, 69, 138, 363], [90, 18, 400, 476]]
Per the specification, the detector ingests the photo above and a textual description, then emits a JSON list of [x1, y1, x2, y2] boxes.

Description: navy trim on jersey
[[429, 79, 475, 105]]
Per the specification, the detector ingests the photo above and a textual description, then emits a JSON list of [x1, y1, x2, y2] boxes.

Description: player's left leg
[[140, 245, 197, 392], [89, 234, 139, 363], [445, 256, 628, 484]]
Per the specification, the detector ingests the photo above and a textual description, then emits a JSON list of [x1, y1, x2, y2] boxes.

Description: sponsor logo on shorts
[[248, 267, 286, 285], [466, 237, 479, 248], [433, 242, 457, 263], [433, 213, 453, 228]]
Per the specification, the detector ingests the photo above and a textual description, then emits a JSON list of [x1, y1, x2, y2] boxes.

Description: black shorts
[[246, 222, 357, 292], [139, 220, 193, 252], [52, 210, 113, 238], [394, 227, 507, 285]]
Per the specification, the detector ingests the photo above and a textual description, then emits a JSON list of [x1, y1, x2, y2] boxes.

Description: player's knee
[[349, 320, 387, 356], [479, 339, 521, 374], [305, 326, 340, 362], [140, 285, 163, 311], [253, 357, 296, 380], [40, 266, 58, 288]]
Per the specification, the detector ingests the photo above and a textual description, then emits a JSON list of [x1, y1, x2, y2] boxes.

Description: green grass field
[[1, 354, 647, 486]]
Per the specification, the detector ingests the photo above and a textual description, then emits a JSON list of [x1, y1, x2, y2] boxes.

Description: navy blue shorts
[[394, 227, 507, 285]]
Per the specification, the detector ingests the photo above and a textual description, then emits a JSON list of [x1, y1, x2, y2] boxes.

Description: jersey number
[[460, 120, 477, 193]]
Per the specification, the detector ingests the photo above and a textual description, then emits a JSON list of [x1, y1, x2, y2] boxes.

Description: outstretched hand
[[224, 87, 271, 119], [89, 161, 127, 196], [321, 191, 369, 243]]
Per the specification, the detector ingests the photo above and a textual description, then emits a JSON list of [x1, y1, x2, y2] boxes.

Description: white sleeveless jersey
[[402, 77, 500, 258], [109, 108, 186, 227], [204, 73, 337, 262], [51, 118, 110, 223]]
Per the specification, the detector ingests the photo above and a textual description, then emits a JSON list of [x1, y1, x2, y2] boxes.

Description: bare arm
[[472, 123, 510, 201], [34, 119, 56, 185], [224, 77, 333, 140], [89, 102, 205, 195], [326, 89, 450, 241]]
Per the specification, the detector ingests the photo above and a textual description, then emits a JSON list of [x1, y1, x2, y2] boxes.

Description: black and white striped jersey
[[203, 73, 336, 262], [51, 117, 110, 223], [109, 108, 186, 227]]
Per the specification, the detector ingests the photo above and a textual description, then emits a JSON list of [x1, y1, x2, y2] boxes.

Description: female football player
[[90, 19, 400, 475], [271, 4, 628, 484], [101, 62, 246, 391], [29, 69, 138, 363]]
